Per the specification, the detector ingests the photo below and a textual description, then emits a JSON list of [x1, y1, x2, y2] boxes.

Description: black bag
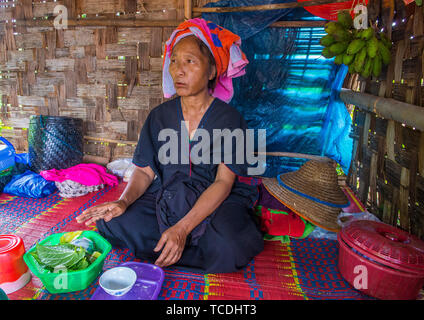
[[28, 116, 84, 173], [155, 171, 215, 246]]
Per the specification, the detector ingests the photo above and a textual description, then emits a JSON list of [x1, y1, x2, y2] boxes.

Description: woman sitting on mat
[[76, 19, 264, 273]]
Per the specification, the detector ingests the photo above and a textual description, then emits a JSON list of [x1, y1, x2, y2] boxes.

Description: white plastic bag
[[307, 227, 338, 240], [106, 158, 133, 178], [307, 211, 381, 240], [337, 211, 380, 228]]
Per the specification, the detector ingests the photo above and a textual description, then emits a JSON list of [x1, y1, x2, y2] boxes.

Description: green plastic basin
[[23, 231, 111, 294]]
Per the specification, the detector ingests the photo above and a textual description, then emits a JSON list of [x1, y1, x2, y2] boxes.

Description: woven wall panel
[[0, 7, 13, 21], [64, 29, 95, 47], [0, 0, 183, 161], [72, 0, 179, 20], [347, 2, 424, 239], [105, 44, 137, 57], [15, 33, 44, 48], [0, 127, 28, 150], [32, 1, 60, 18], [118, 28, 152, 43]]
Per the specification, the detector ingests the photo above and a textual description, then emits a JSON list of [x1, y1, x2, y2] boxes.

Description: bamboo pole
[[14, 18, 327, 28], [192, 9, 328, 26], [15, 18, 326, 28], [269, 20, 327, 28], [193, 0, 350, 13], [14, 18, 182, 28], [83, 135, 330, 160], [255, 151, 331, 161], [184, 0, 192, 20], [339, 88, 424, 131], [84, 135, 138, 146]]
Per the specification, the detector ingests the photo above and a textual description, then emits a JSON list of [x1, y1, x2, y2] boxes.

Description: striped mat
[[1, 182, 373, 300]]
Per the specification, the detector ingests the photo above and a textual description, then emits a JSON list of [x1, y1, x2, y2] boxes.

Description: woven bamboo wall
[[346, 2, 424, 238], [0, 0, 188, 163]]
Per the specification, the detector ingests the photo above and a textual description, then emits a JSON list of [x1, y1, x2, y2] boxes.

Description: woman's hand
[[76, 200, 128, 226], [154, 223, 189, 268], [76, 165, 154, 226]]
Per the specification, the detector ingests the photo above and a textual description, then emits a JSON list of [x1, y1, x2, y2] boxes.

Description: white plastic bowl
[[99, 267, 137, 297]]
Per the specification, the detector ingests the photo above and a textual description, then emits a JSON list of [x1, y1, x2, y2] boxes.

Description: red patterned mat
[[1, 182, 374, 300]]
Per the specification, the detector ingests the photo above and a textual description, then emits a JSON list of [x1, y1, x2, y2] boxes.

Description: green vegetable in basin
[[37, 243, 85, 268], [30, 242, 101, 273], [23, 231, 112, 294]]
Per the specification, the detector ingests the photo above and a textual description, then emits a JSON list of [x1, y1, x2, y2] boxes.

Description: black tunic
[[97, 96, 264, 273]]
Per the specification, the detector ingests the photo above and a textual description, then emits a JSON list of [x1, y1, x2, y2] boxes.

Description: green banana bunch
[[330, 41, 349, 55], [367, 36, 379, 58], [320, 35, 335, 47], [347, 39, 366, 55], [337, 11, 353, 29], [319, 10, 393, 79]]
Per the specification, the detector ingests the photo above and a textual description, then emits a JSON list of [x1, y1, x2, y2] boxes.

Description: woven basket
[[28, 116, 84, 173]]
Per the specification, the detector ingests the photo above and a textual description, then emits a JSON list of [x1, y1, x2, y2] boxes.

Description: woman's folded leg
[[177, 201, 264, 273], [97, 193, 264, 273]]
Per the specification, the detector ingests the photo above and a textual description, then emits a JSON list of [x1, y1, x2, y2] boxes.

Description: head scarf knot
[[162, 18, 248, 103]]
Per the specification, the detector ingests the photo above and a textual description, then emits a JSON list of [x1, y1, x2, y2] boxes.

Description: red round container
[[0, 235, 31, 294], [337, 220, 424, 300]]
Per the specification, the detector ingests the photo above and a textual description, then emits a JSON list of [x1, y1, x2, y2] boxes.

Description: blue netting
[[203, 0, 353, 177], [203, 0, 299, 40]]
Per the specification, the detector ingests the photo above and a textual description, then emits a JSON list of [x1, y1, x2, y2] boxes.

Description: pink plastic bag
[[40, 163, 118, 186]]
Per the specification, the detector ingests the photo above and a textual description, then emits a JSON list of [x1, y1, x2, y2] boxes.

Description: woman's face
[[169, 36, 216, 98]]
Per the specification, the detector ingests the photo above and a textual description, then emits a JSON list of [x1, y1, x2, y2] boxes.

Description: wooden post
[[362, 113, 371, 153], [399, 167, 410, 232], [391, 188, 400, 226], [369, 151, 378, 210], [184, 0, 192, 20], [419, 132, 424, 176], [382, 199, 392, 225], [386, 120, 395, 161]]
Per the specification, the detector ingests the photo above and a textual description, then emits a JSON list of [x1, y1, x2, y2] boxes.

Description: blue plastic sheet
[[15, 153, 30, 165], [4, 170, 57, 198], [203, 0, 353, 176], [203, 0, 298, 40], [320, 64, 353, 173]]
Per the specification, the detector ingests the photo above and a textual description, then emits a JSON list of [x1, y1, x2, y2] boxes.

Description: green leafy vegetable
[[69, 257, 90, 271], [30, 250, 53, 272], [34, 243, 86, 270], [30, 236, 102, 273]]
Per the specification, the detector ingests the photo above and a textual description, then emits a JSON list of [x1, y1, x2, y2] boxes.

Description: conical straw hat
[[261, 160, 349, 232]]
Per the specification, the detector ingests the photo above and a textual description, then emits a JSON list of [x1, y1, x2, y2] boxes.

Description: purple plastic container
[[91, 262, 164, 300]]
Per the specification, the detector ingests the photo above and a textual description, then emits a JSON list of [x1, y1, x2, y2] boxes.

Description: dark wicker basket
[[28, 116, 84, 173]]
